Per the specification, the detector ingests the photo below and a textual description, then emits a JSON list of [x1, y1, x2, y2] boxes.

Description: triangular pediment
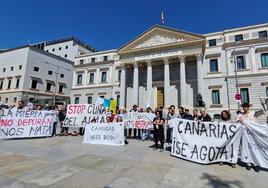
[[118, 25, 204, 54]]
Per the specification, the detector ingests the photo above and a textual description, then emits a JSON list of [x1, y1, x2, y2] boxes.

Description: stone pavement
[[0, 136, 267, 188]]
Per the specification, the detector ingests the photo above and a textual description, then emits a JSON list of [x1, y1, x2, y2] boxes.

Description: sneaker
[[246, 166, 251, 171]]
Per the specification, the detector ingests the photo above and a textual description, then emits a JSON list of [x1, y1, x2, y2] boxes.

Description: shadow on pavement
[[201, 173, 243, 188]]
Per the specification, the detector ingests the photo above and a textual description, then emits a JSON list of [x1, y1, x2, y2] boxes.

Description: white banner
[[170, 119, 242, 164], [83, 123, 125, 146], [119, 112, 155, 129], [0, 109, 55, 139], [63, 104, 110, 127], [241, 120, 268, 169]]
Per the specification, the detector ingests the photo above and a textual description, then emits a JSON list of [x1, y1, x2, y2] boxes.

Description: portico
[[117, 25, 205, 109]]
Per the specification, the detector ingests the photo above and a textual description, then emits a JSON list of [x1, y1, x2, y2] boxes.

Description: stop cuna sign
[[235, 93, 241, 100]]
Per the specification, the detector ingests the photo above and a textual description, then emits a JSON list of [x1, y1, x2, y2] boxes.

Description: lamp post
[[233, 41, 241, 110]]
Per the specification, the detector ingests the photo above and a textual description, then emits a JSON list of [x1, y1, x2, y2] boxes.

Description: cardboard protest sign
[[170, 119, 242, 164], [83, 122, 124, 146], [0, 109, 55, 139], [63, 104, 110, 127], [241, 120, 268, 169]]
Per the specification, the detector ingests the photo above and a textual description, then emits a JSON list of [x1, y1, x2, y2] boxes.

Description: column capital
[[195, 53, 203, 61], [119, 63, 126, 70], [163, 57, 169, 65], [133, 61, 139, 68], [145, 59, 152, 66], [178, 55, 186, 63]]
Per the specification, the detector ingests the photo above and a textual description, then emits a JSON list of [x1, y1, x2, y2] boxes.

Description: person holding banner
[[116, 116, 128, 145], [166, 105, 177, 145], [198, 109, 212, 122], [129, 105, 140, 139], [153, 110, 165, 152], [238, 103, 260, 172], [192, 109, 200, 121]]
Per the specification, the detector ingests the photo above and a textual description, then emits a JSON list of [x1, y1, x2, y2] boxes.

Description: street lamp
[[233, 41, 242, 110]]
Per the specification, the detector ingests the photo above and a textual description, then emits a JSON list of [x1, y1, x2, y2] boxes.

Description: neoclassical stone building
[[71, 23, 268, 122]]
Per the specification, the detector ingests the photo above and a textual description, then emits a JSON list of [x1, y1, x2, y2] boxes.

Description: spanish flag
[[161, 11, 164, 25]]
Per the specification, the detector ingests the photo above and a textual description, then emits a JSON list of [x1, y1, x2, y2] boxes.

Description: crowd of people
[[2, 100, 266, 172]]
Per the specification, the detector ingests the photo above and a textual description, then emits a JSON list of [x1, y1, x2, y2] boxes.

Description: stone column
[[132, 62, 139, 105], [179, 55, 187, 106], [164, 58, 170, 108], [119, 64, 126, 108], [249, 46, 258, 72], [196, 54, 203, 97], [146, 60, 153, 108]]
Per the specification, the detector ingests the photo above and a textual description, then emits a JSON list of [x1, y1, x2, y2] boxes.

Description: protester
[[116, 116, 128, 144], [153, 110, 165, 151], [178, 106, 185, 119], [237, 102, 260, 172], [183, 108, 193, 120], [220, 110, 231, 122], [36, 105, 42, 110], [59, 108, 68, 136], [198, 109, 212, 122], [13, 100, 25, 110], [110, 110, 115, 122], [129, 104, 140, 139], [51, 105, 59, 136], [193, 109, 199, 121], [219, 110, 236, 168], [166, 105, 177, 145]]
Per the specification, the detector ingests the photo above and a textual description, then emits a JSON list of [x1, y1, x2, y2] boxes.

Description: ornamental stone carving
[[134, 34, 185, 49]]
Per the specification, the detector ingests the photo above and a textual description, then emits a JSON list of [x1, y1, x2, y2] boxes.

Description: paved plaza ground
[[0, 135, 267, 188]]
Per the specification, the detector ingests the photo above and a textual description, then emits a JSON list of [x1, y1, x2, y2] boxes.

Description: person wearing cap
[[129, 104, 140, 139], [198, 108, 212, 122]]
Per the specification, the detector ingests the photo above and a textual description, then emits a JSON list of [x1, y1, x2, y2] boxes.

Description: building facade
[[71, 23, 268, 121], [33, 36, 96, 61], [0, 46, 74, 106]]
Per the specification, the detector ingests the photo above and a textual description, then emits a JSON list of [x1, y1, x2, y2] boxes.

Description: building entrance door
[[157, 87, 164, 108]]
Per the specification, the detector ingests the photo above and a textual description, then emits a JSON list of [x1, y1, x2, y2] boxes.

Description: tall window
[[240, 88, 250, 104], [91, 58, 95, 63], [79, 59, 84, 65], [116, 95, 120, 107], [11, 66, 14, 71], [13, 97, 17, 103], [212, 90, 220, 104], [16, 79, 20, 88], [46, 82, 52, 91], [7, 80, 11, 89], [103, 56, 108, 61], [89, 73, 94, 83], [59, 84, 64, 93], [3, 68, 6, 72], [77, 74, 82, 85], [266, 87, 268, 97], [48, 70, 53, 75], [60, 74, 64, 78], [209, 59, 218, 72], [31, 80, 38, 89], [261, 53, 268, 68], [235, 34, 243, 42], [87, 96, 92, 104], [19, 65, 22, 70], [74, 97, 80, 104], [101, 72, 107, 82], [0, 80, 3, 90], [5, 98, 8, 103], [259, 31, 267, 38], [236, 56, 246, 70], [208, 39, 217, 47], [118, 70, 121, 81]]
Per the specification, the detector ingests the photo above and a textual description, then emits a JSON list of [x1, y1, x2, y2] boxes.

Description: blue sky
[[1, 0, 268, 50]]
